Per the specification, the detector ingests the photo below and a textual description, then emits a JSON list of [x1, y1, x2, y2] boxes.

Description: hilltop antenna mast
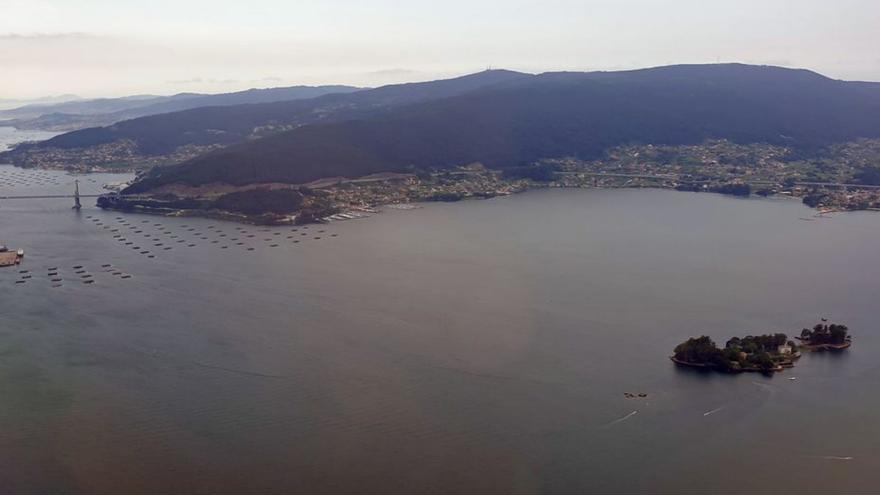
[[73, 179, 82, 210]]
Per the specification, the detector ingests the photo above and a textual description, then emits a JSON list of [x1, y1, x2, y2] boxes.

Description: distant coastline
[[94, 152, 880, 225], [6, 134, 880, 225]]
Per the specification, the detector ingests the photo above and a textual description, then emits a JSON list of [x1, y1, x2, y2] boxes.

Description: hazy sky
[[2, 0, 879, 99]]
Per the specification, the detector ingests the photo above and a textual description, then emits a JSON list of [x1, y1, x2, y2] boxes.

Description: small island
[[796, 323, 852, 351], [671, 323, 851, 374], [672, 334, 799, 373]]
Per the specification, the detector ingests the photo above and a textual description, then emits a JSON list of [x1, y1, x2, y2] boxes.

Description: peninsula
[[94, 138, 880, 225]]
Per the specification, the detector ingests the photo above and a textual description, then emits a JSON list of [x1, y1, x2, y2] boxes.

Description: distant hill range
[[126, 64, 880, 193], [3, 64, 880, 194], [0, 69, 530, 161], [0, 85, 362, 131], [0, 94, 83, 112]]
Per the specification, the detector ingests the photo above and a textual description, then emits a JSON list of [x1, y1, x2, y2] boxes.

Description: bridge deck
[[0, 194, 103, 200]]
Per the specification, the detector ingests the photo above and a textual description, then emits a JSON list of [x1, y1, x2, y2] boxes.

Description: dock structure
[[0, 252, 22, 267]]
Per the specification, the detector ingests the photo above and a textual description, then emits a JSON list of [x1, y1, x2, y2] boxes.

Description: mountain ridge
[[0, 70, 531, 159], [123, 64, 880, 193]]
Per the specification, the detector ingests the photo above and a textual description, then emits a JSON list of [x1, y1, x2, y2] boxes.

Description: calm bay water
[[0, 126, 59, 152], [1, 164, 879, 494]]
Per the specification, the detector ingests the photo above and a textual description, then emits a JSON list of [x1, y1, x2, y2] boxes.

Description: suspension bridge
[[0, 179, 98, 208]]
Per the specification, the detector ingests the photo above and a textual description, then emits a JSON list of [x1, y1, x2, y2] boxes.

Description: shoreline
[[93, 178, 880, 226], [4, 160, 876, 224], [669, 356, 786, 374], [794, 338, 852, 351]]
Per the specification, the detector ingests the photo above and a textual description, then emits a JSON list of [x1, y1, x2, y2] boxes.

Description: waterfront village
[[14, 138, 880, 223], [291, 139, 880, 222], [672, 323, 852, 374]]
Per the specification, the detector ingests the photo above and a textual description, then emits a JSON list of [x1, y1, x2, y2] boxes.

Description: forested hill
[[126, 64, 880, 192], [0, 85, 363, 131], [1, 70, 530, 157]]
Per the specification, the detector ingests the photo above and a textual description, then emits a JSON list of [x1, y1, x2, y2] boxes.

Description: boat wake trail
[[703, 407, 724, 417], [603, 410, 638, 428], [191, 360, 287, 379], [807, 455, 854, 461], [750, 381, 776, 393]]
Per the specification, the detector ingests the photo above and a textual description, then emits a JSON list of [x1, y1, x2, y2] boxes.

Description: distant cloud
[[364, 68, 421, 77], [167, 77, 204, 85], [166, 77, 240, 85], [0, 32, 97, 41]]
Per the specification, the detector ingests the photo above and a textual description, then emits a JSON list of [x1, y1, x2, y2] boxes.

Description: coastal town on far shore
[[288, 138, 880, 221], [9, 138, 880, 223]]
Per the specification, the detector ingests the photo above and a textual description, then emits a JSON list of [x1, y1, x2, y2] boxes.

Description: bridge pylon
[[73, 180, 82, 210]]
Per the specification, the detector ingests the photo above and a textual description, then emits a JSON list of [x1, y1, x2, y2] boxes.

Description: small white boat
[[788, 377, 797, 381]]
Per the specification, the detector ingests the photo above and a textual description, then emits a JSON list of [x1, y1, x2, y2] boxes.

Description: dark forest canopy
[[798, 324, 850, 346], [120, 64, 880, 193], [854, 166, 880, 186], [673, 333, 799, 373], [211, 188, 305, 215]]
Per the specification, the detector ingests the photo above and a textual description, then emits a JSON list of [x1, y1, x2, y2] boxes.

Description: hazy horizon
[[4, 62, 880, 105], [3, 0, 879, 99]]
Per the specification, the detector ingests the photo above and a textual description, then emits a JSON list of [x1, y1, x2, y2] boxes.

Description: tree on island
[[673, 336, 731, 371], [746, 351, 775, 371]]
